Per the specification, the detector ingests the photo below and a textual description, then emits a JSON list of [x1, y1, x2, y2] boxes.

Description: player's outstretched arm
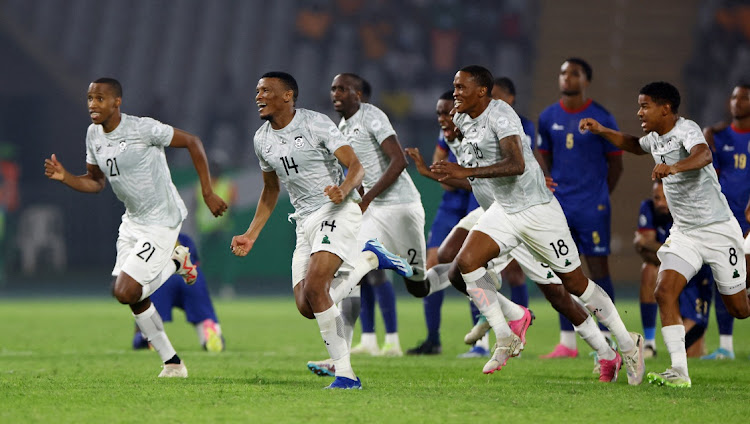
[[359, 136, 407, 210], [579, 118, 647, 155], [169, 128, 228, 217], [652, 143, 713, 180], [231, 170, 280, 257], [405, 147, 472, 191], [432, 134, 525, 180], [327, 145, 364, 205], [44, 154, 106, 193]]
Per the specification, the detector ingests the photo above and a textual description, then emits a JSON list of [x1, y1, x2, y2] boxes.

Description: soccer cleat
[[540, 344, 578, 359], [700, 347, 735, 360], [598, 350, 622, 383], [647, 368, 691, 388], [591, 336, 619, 374], [621, 332, 646, 385], [464, 315, 491, 345], [324, 376, 362, 390], [406, 340, 442, 355], [482, 334, 522, 374], [458, 345, 490, 358], [158, 362, 188, 378], [132, 331, 150, 350], [508, 306, 534, 346], [202, 319, 224, 353], [307, 359, 335, 377], [643, 344, 657, 359], [363, 239, 413, 277], [380, 342, 403, 357], [350, 342, 381, 356], [172, 245, 197, 285]]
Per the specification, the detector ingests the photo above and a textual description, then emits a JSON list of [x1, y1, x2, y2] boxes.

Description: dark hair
[[261, 71, 299, 102], [640, 81, 681, 114], [93, 77, 123, 98], [564, 57, 592, 82], [493, 77, 516, 96], [361, 78, 372, 102], [736, 82, 750, 91], [439, 90, 454, 101], [459, 65, 494, 93], [337, 72, 365, 94]]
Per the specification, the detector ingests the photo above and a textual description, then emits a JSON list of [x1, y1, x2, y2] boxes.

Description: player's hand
[[324, 185, 345, 204], [44, 154, 67, 182], [579, 118, 603, 134], [404, 148, 429, 174], [230, 234, 254, 257], [430, 160, 468, 181], [545, 176, 557, 192], [203, 192, 228, 217], [651, 163, 675, 180]]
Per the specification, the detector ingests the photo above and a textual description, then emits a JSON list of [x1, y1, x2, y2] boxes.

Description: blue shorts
[[151, 269, 219, 324], [560, 201, 611, 256], [427, 206, 466, 249], [679, 265, 713, 328]]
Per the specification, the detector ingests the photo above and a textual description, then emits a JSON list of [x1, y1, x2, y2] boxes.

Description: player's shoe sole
[[647, 368, 691, 388], [307, 359, 335, 377], [363, 239, 413, 277]]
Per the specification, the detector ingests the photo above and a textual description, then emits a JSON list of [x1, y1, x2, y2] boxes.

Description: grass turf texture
[[1, 297, 748, 423]]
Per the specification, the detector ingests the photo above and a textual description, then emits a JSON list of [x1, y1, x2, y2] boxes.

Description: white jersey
[[85, 113, 186, 228], [338, 103, 420, 205], [452, 99, 552, 213], [639, 117, 731, 231], [254, 108, 360, 220]]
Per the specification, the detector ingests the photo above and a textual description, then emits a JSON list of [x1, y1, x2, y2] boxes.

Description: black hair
[[93, 77, 123, 98], [564, 57, 592, 82], [640, 81, 681, 114], [439, 90, 454, 101], [261, 71, 299, 102], [493, 77, 516, 96], [459, 65, 494, 93]]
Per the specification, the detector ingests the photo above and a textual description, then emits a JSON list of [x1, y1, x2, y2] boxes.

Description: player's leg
[[640, 262, 659, 357], [132, 274, 179, 350], [181, 268, 224, 352], [585, 254, 614, 336], [501, 259, 528, 307], [369, 270, 402, 356], [704, 286, 736, 359], [408, 246, 444, 355], [350, 275, 380, 355]]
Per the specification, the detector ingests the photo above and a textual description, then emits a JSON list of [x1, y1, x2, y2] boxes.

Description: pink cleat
[[598, 350, 622, 382], [508, 306, 534, 346], [540, 344, 578, 359]]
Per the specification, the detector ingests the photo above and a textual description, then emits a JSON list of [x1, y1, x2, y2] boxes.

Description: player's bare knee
[[405, 279, 429, 298], [112, 284, 141, 305], [448, 262, 468, 295]]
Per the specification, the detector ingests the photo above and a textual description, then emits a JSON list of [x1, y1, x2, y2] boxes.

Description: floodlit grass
[[1, 297, 748, 423]]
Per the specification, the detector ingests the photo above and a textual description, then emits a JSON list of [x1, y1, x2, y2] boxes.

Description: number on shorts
[[549, 239, 570, 259], [407, 248, 419, 265], [136, 241, 156, 262], [729, 247, 738, 266]]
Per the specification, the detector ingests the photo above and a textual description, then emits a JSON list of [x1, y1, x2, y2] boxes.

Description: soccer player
[[700, 83, 750, 360], [231, 72, 411, 390], [44, 78, 228, 377], [537, 58, 623, 358], [580, 81, 750, 388], [430, 66, 644, 382], [132, 233, 225, 353]]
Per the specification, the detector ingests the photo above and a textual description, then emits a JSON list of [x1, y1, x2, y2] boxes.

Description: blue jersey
[[520, 115, 536, 150], [712, 124, 750, 234], [436, 133, 476, 210], [538, 100, 621, 210], [637, 199, 672, 243]]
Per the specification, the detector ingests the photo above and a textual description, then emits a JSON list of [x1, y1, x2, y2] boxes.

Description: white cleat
[[350, 342, 381, 356], [172, 245, 197, 285], [621, 332, 645, 385], [464, 315, 491, 345], [380, 342, 403, 357], [158, 362, 188, 378], [482, 334, 522, 374]]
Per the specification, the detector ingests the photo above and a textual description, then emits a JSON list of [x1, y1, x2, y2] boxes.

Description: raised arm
[[169, 128, 227, 217], [652, 143, 713, 180], [359, 135, 407, 210], [405, 147, 472, 191], [231, 170, 280, 257], [579, 118, 647, 155], [430, 134, 525, 180], [44, 154, 107, 193]]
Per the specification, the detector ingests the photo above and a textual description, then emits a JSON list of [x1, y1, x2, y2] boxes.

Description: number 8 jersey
[[85, 113, 187, 228], [254, 108, 360, 220]]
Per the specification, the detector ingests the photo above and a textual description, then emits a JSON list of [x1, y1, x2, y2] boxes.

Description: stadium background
[[0, 0, 747, 297]]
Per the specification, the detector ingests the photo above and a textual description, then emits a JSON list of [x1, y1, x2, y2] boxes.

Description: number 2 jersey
[[711, 124, 750, 234], [85, 113, 187, 228], [253, 108, 359, 220]]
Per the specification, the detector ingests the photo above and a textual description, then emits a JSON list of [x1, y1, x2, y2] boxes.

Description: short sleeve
[[314, 115, 350, 153], [637, 200, 654, 230], [138, 117, 174, 147], [683, 120, 707, 153], [253, 132, 274, 173], [489, 107, 522, 141], [366, 106, 396, 144], [639, 134, 653, 153], [85, 126, 98, 166]]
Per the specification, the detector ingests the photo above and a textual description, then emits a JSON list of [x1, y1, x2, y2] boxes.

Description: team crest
[[294, 136, 305, 148], [119, 141, 127, 152]]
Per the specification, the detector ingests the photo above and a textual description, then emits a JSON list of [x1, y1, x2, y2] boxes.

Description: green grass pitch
[[1, 296, 748, 423]]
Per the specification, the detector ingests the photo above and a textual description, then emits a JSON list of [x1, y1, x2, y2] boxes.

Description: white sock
[[340, 286, 361, 349], [496, 292, 524, 321], [579, 280, 634, 352], [560, 331, 577, 350], [425, 263, 452, 294], [329, 252, 378, 304], [385, 333, 400, 346], [134, 304, 176, 362], [574, 316, 615, 360], [662, 325, 688, 375], [138, 261, 178, 301], [462, 268, 512, 339], [359, 332, 377, 347], [476, 333, 490, 350], [314, 306, 355, 379], [719, 334, 734, 353]]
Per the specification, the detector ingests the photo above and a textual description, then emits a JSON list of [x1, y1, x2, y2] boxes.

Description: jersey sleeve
[[638, 134, 653, 153], [367, 106, 397, 144], [253, 132, 274, 173], [139, 117, 175, 147], [682, 120, 708, 153], [637, 200, 654, 231], [489, 108, 523, 141], [85, 126, 98, 166], [314, 114, 350, 154]]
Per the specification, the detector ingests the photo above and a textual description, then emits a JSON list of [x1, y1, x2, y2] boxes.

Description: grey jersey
[[453, 99, 552, 213], [254, 108, 359, 220], [639, 117, 731, 230], [85, 113, 186, 227], [338, 103, 420, 205]]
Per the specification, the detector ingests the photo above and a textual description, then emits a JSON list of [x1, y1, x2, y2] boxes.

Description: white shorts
[[291, 200, 362, 288], [112, 215, 181, 285], [358, 201, 426, 280], [474, 198, 581, 274], [455, 207, 484, 232], [657, 217, 746, 295]]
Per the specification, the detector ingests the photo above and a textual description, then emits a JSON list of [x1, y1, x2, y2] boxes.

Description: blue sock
[[558, 313, 575, 331], [470, 300, 480, 325], [374, 281, 397, 334], [360, 281, 375, 333], [423, 290, 444, 345], [510, 283, 529, 307], [594, 276, 614, 333], [640, 302, 657, 341], [714, 285, 735, 335]]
